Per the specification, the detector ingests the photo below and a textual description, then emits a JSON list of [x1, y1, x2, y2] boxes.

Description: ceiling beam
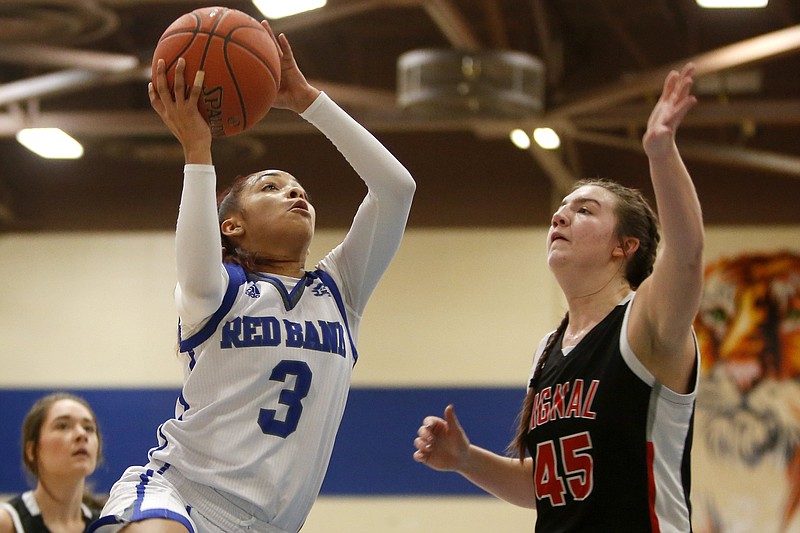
[[570, 100, 800, 129], [422, 0, 482, 51], [481, 0, 510, 49], [596, 1, 651, 68], [0, 66, 148, 107], [310, 80, 397, 109], [0, 70, 102, 108], [0, 44, 138, 72], [550, 24, 800, 118], [527, 141, 576, 197], [0, 109, 505, 137], [568, 129, 800, 179], [528, 0, 563, 87]]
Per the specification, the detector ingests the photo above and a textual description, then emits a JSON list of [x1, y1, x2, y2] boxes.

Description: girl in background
[[0, 392, 103, 533]]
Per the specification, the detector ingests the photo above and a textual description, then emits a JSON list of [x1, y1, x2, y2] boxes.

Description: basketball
[[152, 6, 281, 137]]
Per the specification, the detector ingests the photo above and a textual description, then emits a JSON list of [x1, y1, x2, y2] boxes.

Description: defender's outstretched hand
[[413, 405, 470, 472], [643, 63, 697, 159]]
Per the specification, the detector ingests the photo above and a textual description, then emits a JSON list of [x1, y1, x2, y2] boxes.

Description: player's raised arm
[[628, 63, 704, 393]]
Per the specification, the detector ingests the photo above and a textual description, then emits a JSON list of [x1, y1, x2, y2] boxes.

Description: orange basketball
[[152, 6, 281, 137]]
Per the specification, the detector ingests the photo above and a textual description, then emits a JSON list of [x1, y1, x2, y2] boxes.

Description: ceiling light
[[253, 0, 327, 19], [510, 129, 531, 150], [696, 0, 768, 8], [16, 128, 84, 159], [533, 128, 560, 150]]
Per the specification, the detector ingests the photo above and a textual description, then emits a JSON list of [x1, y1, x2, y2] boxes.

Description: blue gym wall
[[0, 387, 523, 496]]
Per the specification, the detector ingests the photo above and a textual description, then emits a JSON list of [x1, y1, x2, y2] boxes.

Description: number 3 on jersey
[[534, 431, 594, 505], [258, 360, 312, 438]]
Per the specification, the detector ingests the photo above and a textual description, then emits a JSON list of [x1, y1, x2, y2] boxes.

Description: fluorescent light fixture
[[696, 0, 767, 7], [510, 129, 531, 150], [253, 0, 327, 19], [16, 128, 84, 159], [533, 128, 561, 150]]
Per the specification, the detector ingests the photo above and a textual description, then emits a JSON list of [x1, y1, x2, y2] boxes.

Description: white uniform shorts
[[88, 462, 288, 533]]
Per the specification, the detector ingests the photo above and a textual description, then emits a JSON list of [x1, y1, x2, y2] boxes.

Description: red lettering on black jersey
[[530, 379, 600, 429]]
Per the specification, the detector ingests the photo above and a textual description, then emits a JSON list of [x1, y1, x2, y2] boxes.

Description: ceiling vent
[[397, 49, 545, 118]]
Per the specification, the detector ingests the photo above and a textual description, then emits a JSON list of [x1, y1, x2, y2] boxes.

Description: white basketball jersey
[[149, 263, 357, 532]]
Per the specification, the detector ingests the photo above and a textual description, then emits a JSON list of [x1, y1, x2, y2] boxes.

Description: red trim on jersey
[[647, 441, 661, 533]]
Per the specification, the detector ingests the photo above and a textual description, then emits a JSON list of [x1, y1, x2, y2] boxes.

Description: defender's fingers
[[414, 436, 432, 451], [413, 449, 430, 463], [444, 404, 463, 432]]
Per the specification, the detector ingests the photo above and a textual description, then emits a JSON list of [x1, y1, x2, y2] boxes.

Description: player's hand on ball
[[148, 57, 212, 163], [263, 27, 320, 115], [413, 404, 470, 472]]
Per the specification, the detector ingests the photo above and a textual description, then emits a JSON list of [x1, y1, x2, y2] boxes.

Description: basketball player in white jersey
[[413, 64, 702, 532], [89, 26, 415, 533]]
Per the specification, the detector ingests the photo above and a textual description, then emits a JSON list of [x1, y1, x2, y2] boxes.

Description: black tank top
[[525, 299, 695, 532], [1, 491, 99, 533]]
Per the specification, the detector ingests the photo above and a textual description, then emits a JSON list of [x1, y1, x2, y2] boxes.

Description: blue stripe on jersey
[[147, 423, 169, 460], [179, 263, 247, 352], [106, 463, 197, 533], [313, 269, 358, 364], [177, 392, 189, 417]]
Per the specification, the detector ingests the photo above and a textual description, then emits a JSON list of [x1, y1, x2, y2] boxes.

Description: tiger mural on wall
[[692, 250, 800, 533]]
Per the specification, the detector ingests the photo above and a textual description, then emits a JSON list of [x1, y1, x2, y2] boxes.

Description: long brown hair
[[509, 178, 660, 460]]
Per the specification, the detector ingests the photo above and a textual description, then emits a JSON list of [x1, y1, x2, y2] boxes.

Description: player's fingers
[[147, 82, 158, 103], [422, 416, 444, 429], [148, 82, 164, 111], [261, 21, 281, 58], [155, 59, 172, 100], [413, 449, 429, 463], [670, 95, 698, 128], [417, 424, 431, 439], [444, 404, 464, 433], [676, 74, 694, 103], [670, 64, 694, 102], [277, 33, 294, 64], [659, 69, 680, 103], [414, 435, 432, 451], [174, 58, 187, 100], [189, 70, 205, 104]]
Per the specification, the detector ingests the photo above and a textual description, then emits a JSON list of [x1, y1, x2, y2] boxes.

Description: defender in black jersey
[[414, 64, 703, 533], [1, 492, 100, 533]]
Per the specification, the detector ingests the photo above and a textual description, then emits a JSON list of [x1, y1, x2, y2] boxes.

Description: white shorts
[[88, 462, 287, 533]]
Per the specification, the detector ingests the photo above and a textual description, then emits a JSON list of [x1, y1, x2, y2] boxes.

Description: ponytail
[[509, 313, 569, 460]]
